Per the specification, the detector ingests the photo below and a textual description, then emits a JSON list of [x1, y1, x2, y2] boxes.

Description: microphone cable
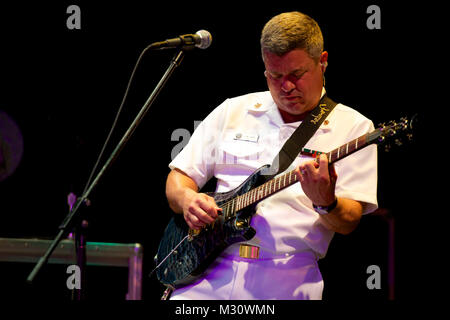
[[80, 43, 153, 197], [78, 29, 212, 200]]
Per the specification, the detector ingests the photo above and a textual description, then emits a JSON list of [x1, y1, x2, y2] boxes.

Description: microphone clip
[[149, 34, 197, 51]]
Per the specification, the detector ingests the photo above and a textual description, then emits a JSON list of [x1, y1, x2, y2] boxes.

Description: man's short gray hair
[[261, 11, 324, 62]]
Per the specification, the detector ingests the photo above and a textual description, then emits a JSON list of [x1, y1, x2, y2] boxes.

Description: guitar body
[[155, 165, 270, 289]]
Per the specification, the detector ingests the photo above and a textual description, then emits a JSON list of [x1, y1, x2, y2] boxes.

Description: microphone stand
[[27, 49, 187, 299]]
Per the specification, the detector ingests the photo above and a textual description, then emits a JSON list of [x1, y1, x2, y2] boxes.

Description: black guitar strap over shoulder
[[263, 94, 338, 179]]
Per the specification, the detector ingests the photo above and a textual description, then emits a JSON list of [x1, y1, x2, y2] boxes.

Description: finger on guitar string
[[302, 153, 328, 180], [189, 196, 218, 224], [184, 212, 204, 230], [185, 203, 220, 230], [182, 192, 215, 226], [302, 161, 318, 179], [316, 153, 329, 173], [328, 162, 338, 181], [316, 154, 337, 186], [188, 205, 214, 225], [204, 195, 221, 219]]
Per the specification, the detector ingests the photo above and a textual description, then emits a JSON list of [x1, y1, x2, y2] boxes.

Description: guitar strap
[[263, 94, 338, 180]]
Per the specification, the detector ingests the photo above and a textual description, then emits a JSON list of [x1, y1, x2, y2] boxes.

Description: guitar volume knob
[[235, 219, 246, 229]]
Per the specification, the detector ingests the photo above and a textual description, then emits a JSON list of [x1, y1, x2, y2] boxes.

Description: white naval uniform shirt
[[168, 90, 378, 300]]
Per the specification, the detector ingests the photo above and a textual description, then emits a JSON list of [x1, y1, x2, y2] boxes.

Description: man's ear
[[320, 51, 328, 73]]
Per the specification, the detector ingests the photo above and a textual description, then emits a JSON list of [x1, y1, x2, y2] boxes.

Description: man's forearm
[[319, 197, 363, 235], [165, 169, 198, 214], [166, 168, 221, 229]]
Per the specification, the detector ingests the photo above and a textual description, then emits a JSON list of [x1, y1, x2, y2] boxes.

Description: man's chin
[[281, 102, 308, 115]]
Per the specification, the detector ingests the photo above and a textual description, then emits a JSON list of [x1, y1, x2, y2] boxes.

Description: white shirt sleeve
[[333, 117, 378, 214], [169, 99, 228, 189]]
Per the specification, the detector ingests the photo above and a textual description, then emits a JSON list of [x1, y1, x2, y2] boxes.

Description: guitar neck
[[233, 129, 381, 212], [234, 169, 299, 211], [303, 129, 381, 165]]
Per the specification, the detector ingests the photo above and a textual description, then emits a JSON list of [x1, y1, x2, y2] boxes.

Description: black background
[[0, 0, 437, 306]]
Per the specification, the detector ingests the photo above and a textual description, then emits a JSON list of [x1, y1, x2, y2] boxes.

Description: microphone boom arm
[[149, 34, 197, 50]]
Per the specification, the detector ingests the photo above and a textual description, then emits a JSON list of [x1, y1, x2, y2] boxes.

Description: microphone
[[149, 30, 212, 50]]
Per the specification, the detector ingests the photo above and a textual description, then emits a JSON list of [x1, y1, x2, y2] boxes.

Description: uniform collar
[[253, 88, 332, 130], [277, 116, 334, 132]]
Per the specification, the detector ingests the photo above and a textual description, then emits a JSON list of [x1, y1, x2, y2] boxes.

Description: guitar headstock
[[373, 114, 417, 152]]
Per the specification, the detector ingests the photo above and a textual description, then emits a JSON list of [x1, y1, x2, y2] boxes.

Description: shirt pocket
[[219, 140, 264, 164], [215, 130, 265, 181]]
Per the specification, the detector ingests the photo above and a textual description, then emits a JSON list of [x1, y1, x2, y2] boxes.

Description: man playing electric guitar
[[164, 11, 378, 300]]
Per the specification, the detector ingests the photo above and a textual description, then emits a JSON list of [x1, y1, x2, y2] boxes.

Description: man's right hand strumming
[[166, 168, 221, 230]]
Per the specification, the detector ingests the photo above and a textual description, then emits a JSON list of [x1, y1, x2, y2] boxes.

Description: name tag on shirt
[[234, 133, 259, 143]]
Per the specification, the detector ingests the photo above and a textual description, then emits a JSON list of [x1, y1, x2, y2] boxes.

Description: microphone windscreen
[[195, 30, 212, 49]]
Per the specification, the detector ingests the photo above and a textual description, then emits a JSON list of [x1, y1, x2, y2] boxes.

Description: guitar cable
[[149, 234, 190, 279]]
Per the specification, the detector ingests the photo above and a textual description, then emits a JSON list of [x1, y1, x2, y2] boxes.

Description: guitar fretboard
[[302, 132, 374, 163], [234, 170, 300, 212]]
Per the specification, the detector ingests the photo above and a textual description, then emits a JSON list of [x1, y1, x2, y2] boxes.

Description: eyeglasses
[[264, 69, 307, 83]]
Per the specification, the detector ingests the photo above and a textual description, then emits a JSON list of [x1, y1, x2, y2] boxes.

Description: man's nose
[[281, 78, 296, 93]]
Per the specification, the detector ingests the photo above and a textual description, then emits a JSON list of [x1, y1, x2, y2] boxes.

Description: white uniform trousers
[[170, 250, 323, 300]]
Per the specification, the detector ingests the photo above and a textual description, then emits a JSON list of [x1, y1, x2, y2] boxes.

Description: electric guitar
[[155, 116, 415, 289]]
